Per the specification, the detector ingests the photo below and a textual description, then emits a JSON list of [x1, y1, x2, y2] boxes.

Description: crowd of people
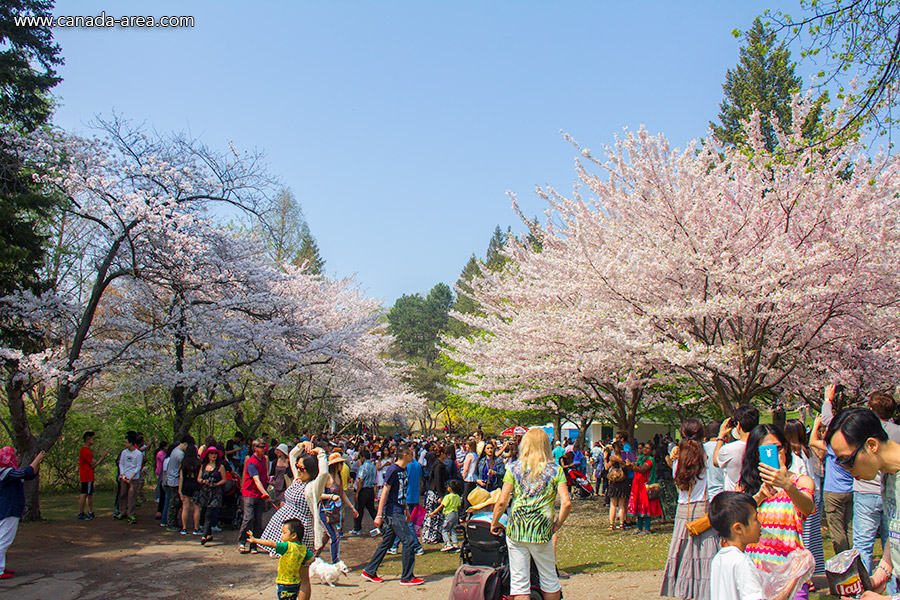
[[661, 384, 900, 600], [4, 381, 900, 599]]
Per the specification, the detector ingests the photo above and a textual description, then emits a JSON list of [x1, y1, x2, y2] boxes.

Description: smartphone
[[759, 444, 780, 470]]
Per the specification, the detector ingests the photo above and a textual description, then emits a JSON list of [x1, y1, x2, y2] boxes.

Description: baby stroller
[[562, 465, 593, 499], [458, 519, 561, 600], [218, 470, 242, 529]]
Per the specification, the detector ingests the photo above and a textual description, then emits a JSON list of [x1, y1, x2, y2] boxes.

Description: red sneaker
[[3, 569, 13, 575], [400, 577, 425, 586], [361, 571, 384, 583], [0, 572, 13, 580]]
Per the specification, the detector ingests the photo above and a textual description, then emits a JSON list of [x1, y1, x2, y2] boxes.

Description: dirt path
[[1, 501, 667, 600]]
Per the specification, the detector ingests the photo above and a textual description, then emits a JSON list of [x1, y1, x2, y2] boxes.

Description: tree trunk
[[551, 412, 562, 444], [772, 407, 786, 433], [22, 471, 40, 521], [577, 416, 593, 449]]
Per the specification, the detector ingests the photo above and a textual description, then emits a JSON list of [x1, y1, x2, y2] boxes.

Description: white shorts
[[506, 537, 561, 595]]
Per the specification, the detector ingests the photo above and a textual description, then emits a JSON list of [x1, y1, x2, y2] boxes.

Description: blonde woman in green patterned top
[[491, 428, 571, 600]]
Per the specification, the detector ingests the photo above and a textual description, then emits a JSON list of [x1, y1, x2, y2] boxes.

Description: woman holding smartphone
[[737, 424, 816, 600]]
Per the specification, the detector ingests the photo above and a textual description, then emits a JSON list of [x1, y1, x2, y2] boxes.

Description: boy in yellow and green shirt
[[249, 519, 313, 599]]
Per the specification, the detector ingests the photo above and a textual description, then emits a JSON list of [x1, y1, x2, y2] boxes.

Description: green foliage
[[711, 17, 825, 152], [0, 0, 63, 130], [387, 283, 452, 365], [767, 1, 900, 139], [0, 0, 63, 300]]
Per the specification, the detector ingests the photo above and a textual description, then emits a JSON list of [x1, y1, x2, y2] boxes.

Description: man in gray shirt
[[163, 435, 192, 530], [852, 391, 900, 581]]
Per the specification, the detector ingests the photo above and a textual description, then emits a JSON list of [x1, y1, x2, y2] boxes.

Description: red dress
[[627, 456, 662, 517]]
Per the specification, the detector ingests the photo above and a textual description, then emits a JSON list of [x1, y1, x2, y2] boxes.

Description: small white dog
[[308, 557, 350, 586]]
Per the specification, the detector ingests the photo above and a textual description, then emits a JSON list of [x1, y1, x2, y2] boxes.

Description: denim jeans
[[853, 492, 885, 573], [160, 485, 170, 526], [364, 513, 416, 581], [319, 507, 341, 562], [390, 505, 422, 553]]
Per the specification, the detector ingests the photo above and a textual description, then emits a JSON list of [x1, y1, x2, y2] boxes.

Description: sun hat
[[467, 487, 502, 512], [200, 446, 221, 461], [328, 452, 346, 466], [276, 443, 290, 456]]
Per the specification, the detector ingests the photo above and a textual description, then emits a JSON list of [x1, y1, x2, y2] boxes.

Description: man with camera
[[713, 405, 760, 492]]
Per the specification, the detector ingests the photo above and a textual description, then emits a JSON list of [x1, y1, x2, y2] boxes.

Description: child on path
[[78, 431, 106, 520], [115, 432, 142, 524], [248, 519, 313, 600], [428, 479, 461, 552], [708, 491, 799, 600]]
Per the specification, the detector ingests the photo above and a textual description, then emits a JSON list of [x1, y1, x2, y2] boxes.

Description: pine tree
[[0, 0, 64, 298], [293, 223, 325, 275], [711, 17, 823, 152]]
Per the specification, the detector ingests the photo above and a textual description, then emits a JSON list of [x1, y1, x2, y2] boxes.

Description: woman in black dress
[[195, 447, 226, 545], [179, 444, 201, 535]]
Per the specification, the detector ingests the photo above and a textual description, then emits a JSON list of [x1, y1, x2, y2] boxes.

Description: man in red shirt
[[78, 431, 106, 520], [238, 439, 270, 553]]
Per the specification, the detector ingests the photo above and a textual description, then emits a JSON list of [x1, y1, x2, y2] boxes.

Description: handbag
[[685, 483, 711, 536], [606, 465, 625, 483], [646, 483, 660, 500]]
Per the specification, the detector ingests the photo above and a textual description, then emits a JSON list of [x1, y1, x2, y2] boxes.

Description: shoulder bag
[[685, 482, 711, 536]]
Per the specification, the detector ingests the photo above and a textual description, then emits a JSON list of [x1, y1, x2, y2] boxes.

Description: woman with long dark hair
[[476, 440, 505, 492], [738, 424, 815, 600], [660, 419, 719, 600], [179, 443, 201, 535], [785, 419, 825, 580]]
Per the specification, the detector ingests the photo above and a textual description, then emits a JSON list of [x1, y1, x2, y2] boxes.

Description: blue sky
[[49, 1, 801, 305]]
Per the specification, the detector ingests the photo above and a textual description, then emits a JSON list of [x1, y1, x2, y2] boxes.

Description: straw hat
[[467, 487, 501, 512], [328, 452, 346, 466]]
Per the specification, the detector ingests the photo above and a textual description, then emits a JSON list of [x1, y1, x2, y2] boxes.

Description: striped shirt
[[745, 475, 812, 566]]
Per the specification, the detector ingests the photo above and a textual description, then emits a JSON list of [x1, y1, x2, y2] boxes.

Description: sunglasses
[[835, 443, 866, 469]]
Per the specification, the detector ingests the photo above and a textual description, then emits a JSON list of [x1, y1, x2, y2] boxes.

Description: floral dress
[[193, 468, 223, 509], [261, 478, 313, 554]]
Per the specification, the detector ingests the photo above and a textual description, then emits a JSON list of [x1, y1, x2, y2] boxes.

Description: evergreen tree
[[484, 225, 510, 271], [293, 223, 326, 275], [0, 0, 64, 298], [711, 17, 823, 152]]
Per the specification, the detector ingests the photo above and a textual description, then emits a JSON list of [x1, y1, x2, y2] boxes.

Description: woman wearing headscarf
[[0, 447, 46, 579]]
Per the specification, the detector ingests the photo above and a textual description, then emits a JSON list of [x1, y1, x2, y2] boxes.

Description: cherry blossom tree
[[0, 118, 277, 519], [447, 97, 900, 424]]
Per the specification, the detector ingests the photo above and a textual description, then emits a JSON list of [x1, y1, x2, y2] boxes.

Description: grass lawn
[[22, 490, 119, 523]]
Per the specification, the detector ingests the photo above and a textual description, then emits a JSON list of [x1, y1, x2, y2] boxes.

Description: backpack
[[448, 565, 502, 600]]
